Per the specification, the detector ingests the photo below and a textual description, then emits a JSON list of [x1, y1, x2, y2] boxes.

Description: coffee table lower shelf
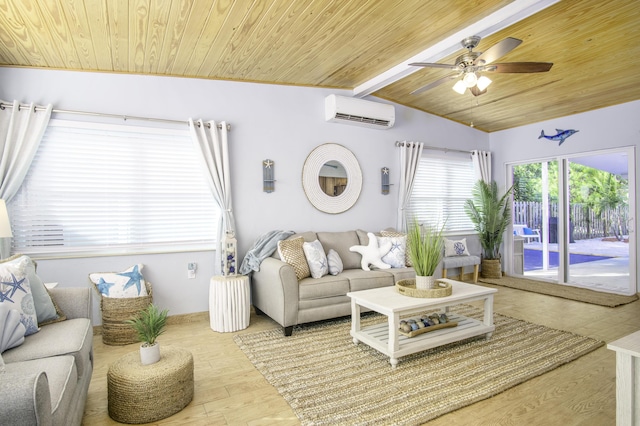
[[352, 313, 494, 365]]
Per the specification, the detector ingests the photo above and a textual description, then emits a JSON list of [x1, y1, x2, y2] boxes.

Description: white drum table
[[209, 275, 250, 332], [348, 279, 497, 367]]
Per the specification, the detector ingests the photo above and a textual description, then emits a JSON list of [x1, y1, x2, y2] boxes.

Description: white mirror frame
[[302, 143, 362, 214]]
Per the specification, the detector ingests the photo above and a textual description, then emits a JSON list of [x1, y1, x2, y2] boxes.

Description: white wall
[[0, 67, 489, 323], [490, 100, 640, 292]]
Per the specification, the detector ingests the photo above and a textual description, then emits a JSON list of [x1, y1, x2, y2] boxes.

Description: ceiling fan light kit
[[452, 80, 467, 94], [410, 35, 552, 97], [476, 76, 492, 91]]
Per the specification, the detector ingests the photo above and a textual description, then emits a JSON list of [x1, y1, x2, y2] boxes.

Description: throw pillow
[[0, 255, 60, 325], [380, 230, 412, 266], [0, 305, 26, 353], [302, 240, 329, 279], [327, 249, 343, 276], [40, 287, 67, 326], [89, 264, 148, 298], [349, 232, 392, 271], [277, 237, 311, 280], [378, 235, 407, 268], [0, 256, 39, 336], [444, 238, 470, 257]]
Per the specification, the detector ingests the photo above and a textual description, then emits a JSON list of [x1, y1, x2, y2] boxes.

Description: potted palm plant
[[464, 180, 514, 278], [407, 219, 445, 289], [126, 303, 169, 365]]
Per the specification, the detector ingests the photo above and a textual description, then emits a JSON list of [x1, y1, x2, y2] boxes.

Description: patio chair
[[513, 224, 541, 243]]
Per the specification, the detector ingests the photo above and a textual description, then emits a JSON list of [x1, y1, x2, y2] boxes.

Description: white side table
[[209, 275, 250, 332], [607, 330, 640, 425]]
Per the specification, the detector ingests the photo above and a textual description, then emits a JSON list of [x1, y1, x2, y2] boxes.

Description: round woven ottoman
[[107, 347, 194, 424]]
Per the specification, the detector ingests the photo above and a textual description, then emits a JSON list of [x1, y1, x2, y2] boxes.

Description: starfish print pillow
[[0, 256, 39, 336], [89, 264, 148, 298]]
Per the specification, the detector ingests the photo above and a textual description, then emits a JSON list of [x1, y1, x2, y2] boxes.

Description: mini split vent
[[325, 94, 395, 129]]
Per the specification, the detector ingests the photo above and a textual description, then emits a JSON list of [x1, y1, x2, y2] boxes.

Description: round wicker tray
[[396, 278, 452, 298]]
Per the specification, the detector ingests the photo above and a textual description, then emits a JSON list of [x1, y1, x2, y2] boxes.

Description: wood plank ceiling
[[0, 0, 638, 132]]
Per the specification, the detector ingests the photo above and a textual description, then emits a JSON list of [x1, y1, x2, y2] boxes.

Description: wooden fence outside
[[513, 201, 629, 240]]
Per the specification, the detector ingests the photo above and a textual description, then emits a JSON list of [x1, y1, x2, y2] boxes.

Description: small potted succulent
[[126, 303, 169, 365]]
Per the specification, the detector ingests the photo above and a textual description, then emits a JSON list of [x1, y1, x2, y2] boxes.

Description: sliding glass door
[[509, 147, 636, 295]]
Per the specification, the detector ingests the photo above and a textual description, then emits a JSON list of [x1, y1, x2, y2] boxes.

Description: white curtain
[[189, 119, 235, 270], [0, 100, 53, 256], [396, 141, 424, 231], [471, 150, 492, 183]]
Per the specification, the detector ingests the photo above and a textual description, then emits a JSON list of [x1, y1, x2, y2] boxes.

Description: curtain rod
[[395, 141, 471, 155], [0, 102, 231, 131]]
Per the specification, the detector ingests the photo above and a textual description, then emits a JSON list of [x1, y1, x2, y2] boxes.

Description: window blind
[[406, 154, 475, 233], [8, 119, 219, 257]]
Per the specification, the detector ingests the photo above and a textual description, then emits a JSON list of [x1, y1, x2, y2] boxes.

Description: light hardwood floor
[[83, 284, 640, 426]]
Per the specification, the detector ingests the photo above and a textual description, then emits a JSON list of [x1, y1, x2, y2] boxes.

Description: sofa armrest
[[251, 257, 299, 328], [0, 371, 53, 426], [48, 287, 92, 321]]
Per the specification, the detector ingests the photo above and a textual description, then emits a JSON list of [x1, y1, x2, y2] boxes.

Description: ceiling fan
[[409, 36, 553, 96]]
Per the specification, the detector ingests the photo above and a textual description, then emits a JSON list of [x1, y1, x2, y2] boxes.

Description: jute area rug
[[479, 275, 638, 307], [234, 306, 603, 426]]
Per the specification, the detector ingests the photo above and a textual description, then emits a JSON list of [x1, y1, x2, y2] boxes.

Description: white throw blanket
[[239, 230, 294, 275]]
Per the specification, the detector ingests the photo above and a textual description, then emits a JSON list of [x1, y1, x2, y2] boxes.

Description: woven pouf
[[107, 347, 194, 424]]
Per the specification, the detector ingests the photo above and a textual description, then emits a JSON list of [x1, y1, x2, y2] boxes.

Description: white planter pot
[[139, 343, 161, 365], [416, 275, 436, 290]]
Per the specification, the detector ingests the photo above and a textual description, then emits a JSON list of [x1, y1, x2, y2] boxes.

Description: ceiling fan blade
[[409, 62, 458, 70], [470, 86, 487, 97], [475, 37, 522, 65], [410, 73, 461, 95], [487, 62, 553, 73]]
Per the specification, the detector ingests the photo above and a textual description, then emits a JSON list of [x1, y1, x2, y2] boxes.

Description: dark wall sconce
[[263, 159, 275, 193], [381, 167, 390, 195]]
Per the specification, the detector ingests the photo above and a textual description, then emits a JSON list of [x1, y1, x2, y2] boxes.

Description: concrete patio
[[521, 237, 631, 294]]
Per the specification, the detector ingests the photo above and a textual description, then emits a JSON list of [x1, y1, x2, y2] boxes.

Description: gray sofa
[[251, 230, 415, 335], [0, 287, 94, 426]]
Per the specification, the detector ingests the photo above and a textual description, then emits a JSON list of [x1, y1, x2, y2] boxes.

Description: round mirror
[[302, 144, 362, 214], [318, 161, 348, 196]]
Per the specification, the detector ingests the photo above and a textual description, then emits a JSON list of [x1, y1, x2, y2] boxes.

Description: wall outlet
[[187, 262, 197, 279]]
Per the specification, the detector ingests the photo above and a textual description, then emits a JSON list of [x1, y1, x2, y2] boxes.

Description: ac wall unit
[[325, 94, 395, 129]]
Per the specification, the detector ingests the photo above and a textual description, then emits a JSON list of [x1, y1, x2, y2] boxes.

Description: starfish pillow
[[349, 232, 392, 271]]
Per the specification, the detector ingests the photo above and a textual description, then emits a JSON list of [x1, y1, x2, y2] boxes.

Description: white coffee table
[[347, 279, 497, 367]]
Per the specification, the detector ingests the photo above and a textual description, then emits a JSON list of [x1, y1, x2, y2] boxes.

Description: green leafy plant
[[125, 304, 169, 347], [464, 180, 514, 260], [407, 219, 445, 277]]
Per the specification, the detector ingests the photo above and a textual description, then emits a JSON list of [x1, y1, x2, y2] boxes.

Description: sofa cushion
[[317, 231, 362, 270], [2, 255, 61, 326], [379, 235, 407, 268], [327, 249, 343, 275], [0, 256, 39, 336], [380, 267, 416, 283], [298, 274, 350, 300], [380, 230, 412, 267], [341, 269, 395, 292], [302, 240, 329, 279], [277, 237, 311, 280], [2, 318, 92, 379], [4, 355, 77, 424], [273, 231, 318, 261], [0, 305, 26, 353]]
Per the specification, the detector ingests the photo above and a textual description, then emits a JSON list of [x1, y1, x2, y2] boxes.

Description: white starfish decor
[[349, 232, 392, 271]]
